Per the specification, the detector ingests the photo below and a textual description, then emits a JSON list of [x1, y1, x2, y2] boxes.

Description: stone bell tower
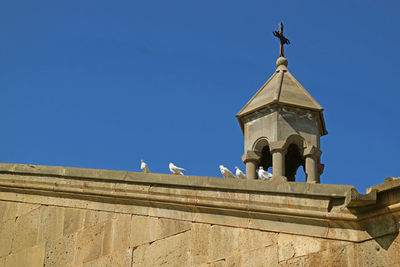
[[236, 23, 327, 183]]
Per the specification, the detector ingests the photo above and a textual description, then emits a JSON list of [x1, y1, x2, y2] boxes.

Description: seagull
[[257, 166, 272, 180], [235, 166, 246, 179], [169, 162, 184, 175], [140, 160, 150, 173], [219, 165, 235, 178]]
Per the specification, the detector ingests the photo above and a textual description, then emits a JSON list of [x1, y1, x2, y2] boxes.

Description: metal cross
[[272, 22, 290, 57]]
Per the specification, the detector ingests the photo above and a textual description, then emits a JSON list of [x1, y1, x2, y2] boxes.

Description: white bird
[[219, 165, 235, 178], [257, 166, 272, 180], [140, 160, 150, 173], [169, 162, 184, 175], [235, 166, 246, 179]]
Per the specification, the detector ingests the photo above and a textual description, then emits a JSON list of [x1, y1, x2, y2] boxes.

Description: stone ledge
[[367, 177, 400, 193], [0, 163, 356, 197]]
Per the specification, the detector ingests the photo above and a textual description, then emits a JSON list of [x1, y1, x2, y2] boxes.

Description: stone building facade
[[0, 56, 399, 266], [0, 164, 399, 266]]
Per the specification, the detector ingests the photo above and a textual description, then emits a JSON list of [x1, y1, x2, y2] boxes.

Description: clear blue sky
[[1, 1, 399, 192]]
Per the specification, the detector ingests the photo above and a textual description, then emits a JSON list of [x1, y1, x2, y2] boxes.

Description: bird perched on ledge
[[169, 162, 184, 175], [235, 166, 246, 179], [140, 160, 150, 173], [257, 166, 272, 180], [219, 165, 235, 178]]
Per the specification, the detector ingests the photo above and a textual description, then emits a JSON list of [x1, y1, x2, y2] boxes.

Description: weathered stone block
[[75, 224, 105, 264], [242, 228, 276, 251], [1, 201, 18, 222], [277, 233, 351, 262], [84, 209, 115, 229], [16, 203, 41, 218], [0, 219, 15, 257], [356, 233, 400, 267], [207, 226, 277, 263], [63, 208, 85, 235], [248, 214, 329, 240], [102, 219, 113, 256], [208, 225, 241, 262], [44, 232, 77, 266], [189, 223, 210, 266], [132, 231, 190, 266], [102, 214, 131, 256], [225, 245, 278, 267], [147, 204, 195, 222], [4, 243, 45, 267], [38, 206, 64, 243], [11, 206, 41, 253], [107, 248, 133, 267], [0, 201, 40, 223], [130, 215, 190, 247], [80, 248, 132, 267], [279, 244, 357, 267], [29, 244, 46, 267], [209, 260, 226, 267], [0, 201, 6, 220]]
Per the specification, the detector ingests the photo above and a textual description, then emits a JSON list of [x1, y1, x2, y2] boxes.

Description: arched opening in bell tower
[[285, 144, 305, 182], [259, 146, 273, 172], [253, 138, 273, 174]]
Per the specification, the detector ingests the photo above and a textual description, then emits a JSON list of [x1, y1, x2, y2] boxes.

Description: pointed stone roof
[[237, 57, 327, 135]]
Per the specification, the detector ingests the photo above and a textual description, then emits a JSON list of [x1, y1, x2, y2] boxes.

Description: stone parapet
[[1, 163, 400, 266], [0, 163, 398, 244]]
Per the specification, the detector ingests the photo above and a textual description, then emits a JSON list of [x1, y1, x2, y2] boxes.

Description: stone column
[[271, 149, 285, 176], [303, 146, 322, 183], [269, 141, 286, 177], [241, 151, 261, 179]]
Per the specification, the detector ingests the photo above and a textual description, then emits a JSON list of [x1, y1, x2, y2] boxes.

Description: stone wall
[[0, 164, 399, 266], [1, 201, 400, 267]]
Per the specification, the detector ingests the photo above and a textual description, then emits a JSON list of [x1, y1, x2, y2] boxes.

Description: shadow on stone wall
[[374, 232, 399, 250], [364, 216, 399, 250]]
